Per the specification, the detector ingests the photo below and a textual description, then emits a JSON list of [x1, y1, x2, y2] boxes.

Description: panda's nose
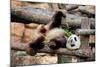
[[71, 44, 75, 47]]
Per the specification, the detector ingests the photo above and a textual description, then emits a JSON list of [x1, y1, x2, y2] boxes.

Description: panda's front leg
[[25, 46, 37, 56], [26, 36, 45, 56], [29, 36, 45, 50]]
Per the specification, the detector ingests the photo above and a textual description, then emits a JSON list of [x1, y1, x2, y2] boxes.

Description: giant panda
[[26, 11, 67, 55], [66, 34, 81, 50], [29, 11, 66, 50]]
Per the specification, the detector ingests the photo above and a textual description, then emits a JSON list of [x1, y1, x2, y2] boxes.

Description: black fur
[[28, 11, 66, 51], [50, 11, 66, 29], [48, 36, 67, 50], [29, 36, 45, 50]]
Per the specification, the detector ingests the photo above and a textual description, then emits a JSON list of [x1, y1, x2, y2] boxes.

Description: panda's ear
[[77, 35, 80, 41]]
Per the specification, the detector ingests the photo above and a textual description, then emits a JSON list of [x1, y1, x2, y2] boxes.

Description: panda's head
[[66, 34, 81, 50]]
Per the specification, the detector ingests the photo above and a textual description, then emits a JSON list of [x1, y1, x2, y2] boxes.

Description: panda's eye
[[74, 37, 77, 41]]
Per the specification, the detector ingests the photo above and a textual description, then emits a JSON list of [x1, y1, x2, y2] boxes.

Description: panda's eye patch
[[74, 37, 77, 41], [71, 40, 73, 43]]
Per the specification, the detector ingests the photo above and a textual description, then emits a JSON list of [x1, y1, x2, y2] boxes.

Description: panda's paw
[[25, 47, 36, 56], [48, 41, 59, 50]]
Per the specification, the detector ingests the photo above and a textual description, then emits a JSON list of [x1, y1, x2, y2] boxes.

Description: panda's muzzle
[[71, 44, 75, 47]]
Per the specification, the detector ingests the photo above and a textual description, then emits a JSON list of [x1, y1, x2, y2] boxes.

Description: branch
[[11, 42, 92, 58]]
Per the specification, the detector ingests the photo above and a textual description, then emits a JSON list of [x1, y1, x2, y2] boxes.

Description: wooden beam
[[79, 17, 94, 61], [76, 29, 95, 35], [11, 42, 91, 58], [11, 7, 95, 29], [89, 35, 95, 45]]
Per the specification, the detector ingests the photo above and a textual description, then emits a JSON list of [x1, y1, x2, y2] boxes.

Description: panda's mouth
[[71, 44, 75, 47]]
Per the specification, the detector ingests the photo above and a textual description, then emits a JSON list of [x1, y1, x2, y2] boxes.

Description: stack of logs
[[11, 0, 95, 66]]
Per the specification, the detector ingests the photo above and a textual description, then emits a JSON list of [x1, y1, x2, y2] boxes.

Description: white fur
[[46, 28, 65, 40], [66, 34, 81, 50]]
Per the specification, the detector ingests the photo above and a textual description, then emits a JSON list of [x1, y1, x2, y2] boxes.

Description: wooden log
[[78, 9, 95, 18], [89, 35, 95, 58], [89, 35, 95, 45], [88, 35, 95, 61], [65, 5, 79, 11], [11, 7, 95, 29], [76, 29, 95, 35], [63, 17, 95, 29], [11, 42, 28, 51], [90, 18, 95, 29], [58, 4, 66, 9], [51, 4, 59, 11], [11, 52, 58, 65], [11, 7, 53, 24], [78, 6, 95, 18], [11, 42, 91, 58], [80, 17, 90, 49], [78, 17, 94, 61], [25, 23, 39, 29]]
